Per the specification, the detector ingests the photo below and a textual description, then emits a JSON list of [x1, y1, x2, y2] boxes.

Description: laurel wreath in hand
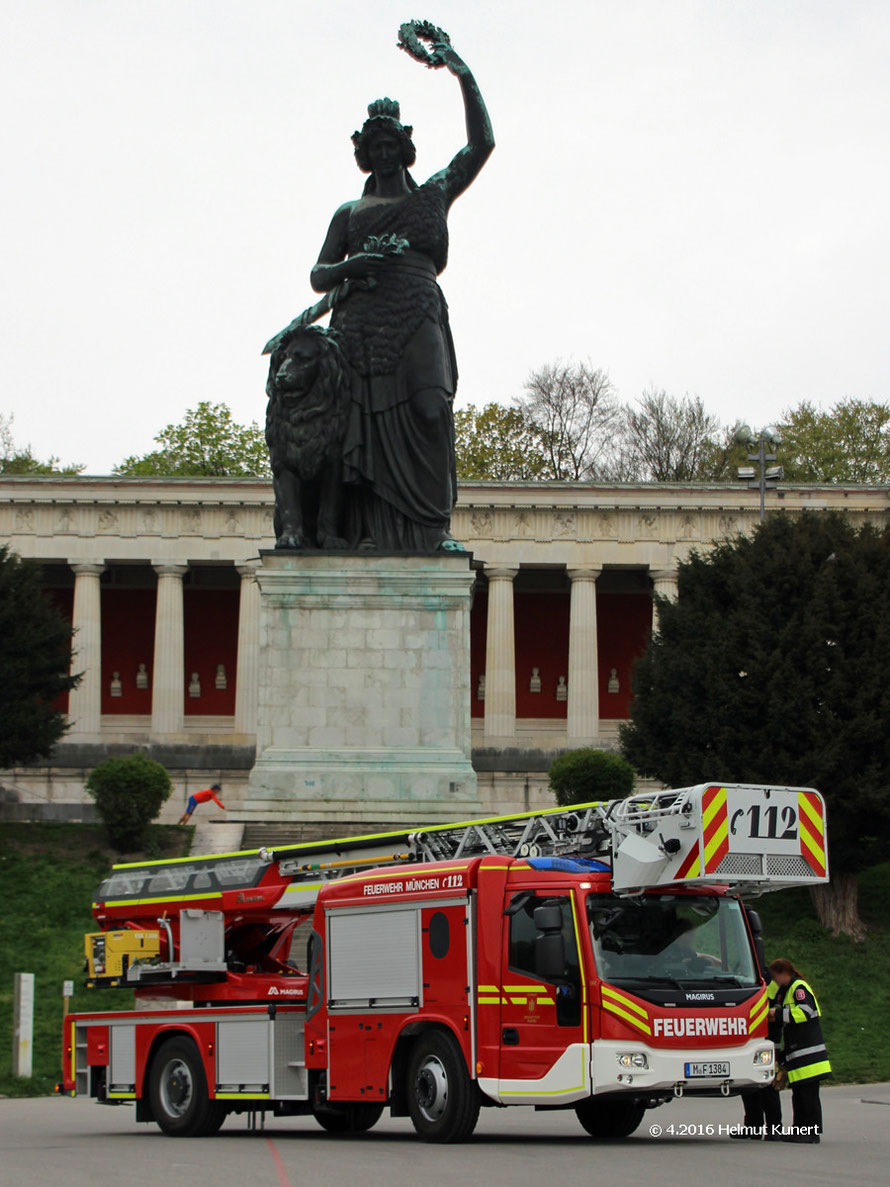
[[363, 233, 410, 256], [397, 19, 451, 68]]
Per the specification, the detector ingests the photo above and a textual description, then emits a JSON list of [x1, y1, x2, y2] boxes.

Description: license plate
[[685, 1061, 730, 1078]]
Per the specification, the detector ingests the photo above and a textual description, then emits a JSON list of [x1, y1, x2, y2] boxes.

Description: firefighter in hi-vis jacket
[[768, 958, 832, 1143]]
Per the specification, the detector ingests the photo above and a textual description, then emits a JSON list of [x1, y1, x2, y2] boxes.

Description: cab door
[[498, 891, 588, 1097]]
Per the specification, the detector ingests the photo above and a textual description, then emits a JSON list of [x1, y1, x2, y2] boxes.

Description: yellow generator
[[84, 929, 160, 987]]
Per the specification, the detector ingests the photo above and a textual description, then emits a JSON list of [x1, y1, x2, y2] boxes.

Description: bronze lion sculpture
[[265, 326, 351, 549]]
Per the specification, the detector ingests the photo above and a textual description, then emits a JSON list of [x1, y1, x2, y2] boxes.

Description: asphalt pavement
[[1, 1082, 888, 1187]]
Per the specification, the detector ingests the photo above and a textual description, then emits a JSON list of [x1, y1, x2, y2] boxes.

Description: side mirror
[[536, 933, 566, 981], [746, 909, 763, 936], [533, 903, 562, 933], [534, 901, 565, 981]]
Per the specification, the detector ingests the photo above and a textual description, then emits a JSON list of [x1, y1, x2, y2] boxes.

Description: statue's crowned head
[[352, 98, 417, 173]]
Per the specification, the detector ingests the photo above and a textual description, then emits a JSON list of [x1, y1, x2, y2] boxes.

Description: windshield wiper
[[705, 974, 758, 988], [608, 974, 688, 991]]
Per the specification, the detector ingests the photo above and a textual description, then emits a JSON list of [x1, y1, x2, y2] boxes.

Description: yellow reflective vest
[[780, 978, 831, 1084]]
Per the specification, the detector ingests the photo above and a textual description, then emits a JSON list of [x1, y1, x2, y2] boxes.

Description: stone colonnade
[[481, 562, 676, 746], [65, 560, 261, 740]]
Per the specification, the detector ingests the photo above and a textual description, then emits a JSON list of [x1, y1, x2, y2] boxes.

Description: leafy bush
[[548, 747, 635, 807], [85, 752, 172, 850]]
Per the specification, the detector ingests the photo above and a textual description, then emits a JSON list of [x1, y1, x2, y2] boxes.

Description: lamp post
[[736, 425, 783, 522]]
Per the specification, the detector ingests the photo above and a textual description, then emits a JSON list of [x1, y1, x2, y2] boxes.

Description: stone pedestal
[[241, 553, 480, 824]]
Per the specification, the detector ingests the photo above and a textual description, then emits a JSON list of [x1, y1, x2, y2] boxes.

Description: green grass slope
[[1, 825, 887, 1095], [749, 862, 890, 1084], [0, 823, 190, 1097]]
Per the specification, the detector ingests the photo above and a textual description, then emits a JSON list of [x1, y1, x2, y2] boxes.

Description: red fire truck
[[59, 783, 828, 1142]]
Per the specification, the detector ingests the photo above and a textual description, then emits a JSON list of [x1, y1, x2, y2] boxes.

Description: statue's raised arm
[[399, 21, 495, 204], [264, 22, 493, 553]]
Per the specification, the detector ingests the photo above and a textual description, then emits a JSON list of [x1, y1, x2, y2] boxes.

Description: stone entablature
[[3, 475, 887, 567]]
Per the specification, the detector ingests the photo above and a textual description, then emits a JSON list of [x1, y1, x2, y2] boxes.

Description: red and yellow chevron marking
[[675, 840, 702, 880], [748, 991, 769, 1033], [601, 984, 651, 1035], [702, 785, 730, 874], [798, 791, 826, 877]]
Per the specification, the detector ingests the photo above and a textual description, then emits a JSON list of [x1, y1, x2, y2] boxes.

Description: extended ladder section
[[93, 783, 827, 921], [86, 784, 827, 985]]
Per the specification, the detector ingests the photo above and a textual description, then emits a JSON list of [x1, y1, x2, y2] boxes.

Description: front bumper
[[591, 1038, 775, 1096]]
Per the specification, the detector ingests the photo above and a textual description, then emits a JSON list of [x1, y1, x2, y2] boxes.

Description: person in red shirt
[[177, 783, 225, 825]]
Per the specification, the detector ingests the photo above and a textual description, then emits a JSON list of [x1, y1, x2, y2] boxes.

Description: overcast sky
[[2, 1, 888, 474]]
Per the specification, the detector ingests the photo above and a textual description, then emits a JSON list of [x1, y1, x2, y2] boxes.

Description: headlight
[[753, 1048, 774, 1066], [617, 1053, 649, 1069]]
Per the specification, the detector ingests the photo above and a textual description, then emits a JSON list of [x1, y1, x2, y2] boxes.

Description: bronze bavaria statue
[[264, 21, 494, 551]]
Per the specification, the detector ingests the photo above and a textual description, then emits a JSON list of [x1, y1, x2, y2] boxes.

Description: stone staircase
[[189, 820, 247, 856], [240, 820, 409, 851]]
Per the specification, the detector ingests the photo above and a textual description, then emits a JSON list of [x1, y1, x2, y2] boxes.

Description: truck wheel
[[574, 1098, 646, 1139], [313, 1102, 384, 1133], [148, 1036, 221, 1137], [407, 1031, 479, 1143]]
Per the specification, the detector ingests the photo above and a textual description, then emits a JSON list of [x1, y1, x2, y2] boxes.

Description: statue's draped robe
[[333, 182, 458, 550]]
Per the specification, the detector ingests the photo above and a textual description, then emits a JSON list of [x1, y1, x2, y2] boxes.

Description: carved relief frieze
[[470, 508, 493, 537], [180, 507, 201, 534], [637, 513, 658, 540], [139, 507, 160, 535], [512, 508, 532, 537], [718, 514, 738, 538], [552, 511, 575, 538], [678, 513, 700, 540]]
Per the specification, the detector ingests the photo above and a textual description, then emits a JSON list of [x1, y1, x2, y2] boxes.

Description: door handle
[[502, 1027, 519, 1046]]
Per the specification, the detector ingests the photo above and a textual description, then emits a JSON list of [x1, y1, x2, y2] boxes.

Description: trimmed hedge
[[548, 747, 635, 807], [85, 752, 172, 850]]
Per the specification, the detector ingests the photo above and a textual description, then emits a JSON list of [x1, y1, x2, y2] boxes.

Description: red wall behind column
[[514, 590, 570, 719], [183, 589, 239, 715], [101, 589, 156, 714], [597, 592, 652, 719]]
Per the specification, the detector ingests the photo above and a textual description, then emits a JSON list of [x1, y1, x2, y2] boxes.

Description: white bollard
[[13, 972, 35, 1078]]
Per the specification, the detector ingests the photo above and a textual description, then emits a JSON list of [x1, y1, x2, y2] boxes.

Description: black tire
[[406, 1030, 479, 1143], [202, 1102, 228, 1136], [148, 1036, 222, 1137], [313, 1102, 384, 1134], [575, 1097, 646, 1139]]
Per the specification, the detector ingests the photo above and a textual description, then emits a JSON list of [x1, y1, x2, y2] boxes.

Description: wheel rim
[[414, 1054, 449, 1122], [159, 1057, 194, 1118]]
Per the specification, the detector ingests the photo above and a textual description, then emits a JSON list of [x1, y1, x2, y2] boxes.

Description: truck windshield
[[587, 893, 759, 989]]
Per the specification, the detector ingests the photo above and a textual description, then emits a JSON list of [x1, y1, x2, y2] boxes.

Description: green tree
[[0, 413, 83, 475], [114, 402, 269, 477], [0, 546, 81, 766], [549, 748, 636, 807], [778, 399, 890, 483], [85, 752, 172, 851], [454, 403, 549, 480], [620, 511, 890, 941]]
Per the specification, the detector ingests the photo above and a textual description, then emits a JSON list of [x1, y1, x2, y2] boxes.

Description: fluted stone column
[[650, 567, 679, 633], [567, 567, 601, 746], [483, 566, 518, 742], [151, 564, 187, 737], [234, 563, 259, 737], [66, 562, 104, 738]]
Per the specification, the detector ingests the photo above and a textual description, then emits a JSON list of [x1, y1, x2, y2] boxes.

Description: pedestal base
[[241, 553, 480, 824]]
